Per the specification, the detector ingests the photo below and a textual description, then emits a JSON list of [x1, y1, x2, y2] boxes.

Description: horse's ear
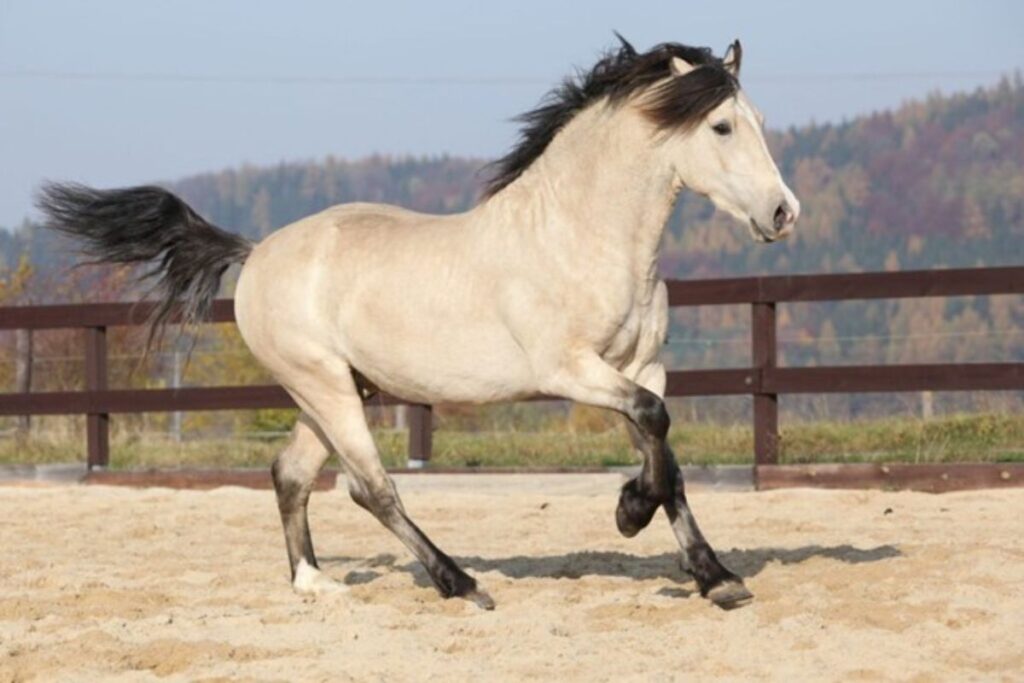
[[613, 31, 637, 57], [723, 40, 742, 77], [670, 56, 696, 77]]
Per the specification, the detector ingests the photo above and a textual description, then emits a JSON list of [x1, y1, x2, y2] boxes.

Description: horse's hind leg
[[292, 369, 494, 610], [271, 412, 342, 595]]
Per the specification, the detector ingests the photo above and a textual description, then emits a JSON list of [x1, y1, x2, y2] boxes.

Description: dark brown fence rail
[[1, 266, 1022, 484]]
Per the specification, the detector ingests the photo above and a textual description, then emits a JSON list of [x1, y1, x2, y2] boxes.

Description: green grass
[[778, 412, 1024, 464], [1, 412, 1022, 470]]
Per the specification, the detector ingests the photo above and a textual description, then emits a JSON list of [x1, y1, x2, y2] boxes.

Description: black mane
[[482, 35, 739, 198]]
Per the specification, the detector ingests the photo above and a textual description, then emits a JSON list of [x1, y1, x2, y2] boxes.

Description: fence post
[[406, 404, 433, 469], [15, 328, 32, 438], [752, 302, 779, 468], [85, 326, 110, 469]]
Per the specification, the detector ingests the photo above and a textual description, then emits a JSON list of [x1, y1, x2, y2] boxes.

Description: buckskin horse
[[40, 36, 799, 610]]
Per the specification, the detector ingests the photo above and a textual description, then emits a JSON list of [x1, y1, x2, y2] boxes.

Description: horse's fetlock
[[686, 544, 740, 596], [435, 565, 477, 599]]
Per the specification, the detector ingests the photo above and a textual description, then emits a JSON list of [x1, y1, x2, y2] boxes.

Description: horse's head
[[652, 41, 799, 243]]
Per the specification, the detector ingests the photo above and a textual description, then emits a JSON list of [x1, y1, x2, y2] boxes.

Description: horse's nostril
[[773, 204, 788, 231]]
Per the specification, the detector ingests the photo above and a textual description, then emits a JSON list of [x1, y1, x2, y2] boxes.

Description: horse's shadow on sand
[[322, 544, 901, 593]]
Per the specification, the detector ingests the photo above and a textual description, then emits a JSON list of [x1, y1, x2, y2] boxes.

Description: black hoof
[[615, 478, 661, 538], [706, 580, 754, 610]]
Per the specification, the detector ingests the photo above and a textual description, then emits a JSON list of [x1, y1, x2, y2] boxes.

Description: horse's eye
[[712, 122, 732, 136]]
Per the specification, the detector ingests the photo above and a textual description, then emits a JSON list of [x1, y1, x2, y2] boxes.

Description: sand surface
[[1, 475, 1022, 682]]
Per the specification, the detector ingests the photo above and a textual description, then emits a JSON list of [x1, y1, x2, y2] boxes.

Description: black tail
[[37, 183, 252, 349]]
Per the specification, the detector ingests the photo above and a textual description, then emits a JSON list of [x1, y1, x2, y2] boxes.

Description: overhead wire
[[0, 68, 1015, 87]]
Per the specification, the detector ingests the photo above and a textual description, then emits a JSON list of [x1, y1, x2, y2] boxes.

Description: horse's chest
[[589, 279, 667, 371]]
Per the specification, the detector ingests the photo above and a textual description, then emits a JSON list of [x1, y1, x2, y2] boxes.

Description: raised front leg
[[614, 390, 673, 537], [546, 354, 751, 608], [623, 423, 751, 607]]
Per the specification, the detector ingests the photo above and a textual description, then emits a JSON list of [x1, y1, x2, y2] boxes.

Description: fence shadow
[[322, 543, 901, 589]]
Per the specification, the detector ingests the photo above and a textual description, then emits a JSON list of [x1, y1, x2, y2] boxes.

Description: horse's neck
[[486, 104, 678, 289]]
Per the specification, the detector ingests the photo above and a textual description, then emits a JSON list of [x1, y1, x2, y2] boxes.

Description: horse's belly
[[343, 322, 537, 404]]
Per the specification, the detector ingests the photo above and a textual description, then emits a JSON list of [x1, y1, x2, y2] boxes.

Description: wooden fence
[[1, 265, 1022, 489]]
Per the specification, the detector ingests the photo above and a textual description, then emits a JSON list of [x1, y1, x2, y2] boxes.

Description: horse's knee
[[631, 388, 669, 440]]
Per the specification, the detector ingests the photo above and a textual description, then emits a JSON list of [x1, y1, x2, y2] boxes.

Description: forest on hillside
[[0, 76, 1021, 425]]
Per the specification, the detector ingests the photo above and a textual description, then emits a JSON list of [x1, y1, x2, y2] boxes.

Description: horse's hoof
[[615, 479, 660, 538], [465, 588, 496, 611], [615, 505, 642, 538], [707, 580, 753, 610]]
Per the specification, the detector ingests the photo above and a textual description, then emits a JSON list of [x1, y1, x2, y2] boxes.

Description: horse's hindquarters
[[233, 207, 538, 405]]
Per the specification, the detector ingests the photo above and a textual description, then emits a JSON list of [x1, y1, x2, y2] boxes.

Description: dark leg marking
[[632, 387, 669, 441], [615, 474, 662, 537], [619, 395, 753, 609], [271, 458, 319, 580], [350, 481, 494, 610], [616, 389, 673, 536], [661, 468, 750, 607]]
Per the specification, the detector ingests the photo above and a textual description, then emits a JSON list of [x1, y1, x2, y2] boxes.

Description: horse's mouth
[[749, 219, 776, 243]]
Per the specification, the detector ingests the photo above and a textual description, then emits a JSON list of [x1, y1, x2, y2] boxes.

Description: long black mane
[[482, 35, 739, 198]]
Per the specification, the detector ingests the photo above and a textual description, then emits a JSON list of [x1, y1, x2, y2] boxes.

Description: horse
[[39, 35, 799, 610]]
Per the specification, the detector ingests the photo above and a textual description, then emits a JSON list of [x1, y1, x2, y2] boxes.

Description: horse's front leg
[[546, 354, 751, 608], [623, 422, 751, 607], [622, 361, 751, 608]]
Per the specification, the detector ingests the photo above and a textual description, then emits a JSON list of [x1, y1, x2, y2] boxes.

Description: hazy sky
[[1, 0, 1022, 226]]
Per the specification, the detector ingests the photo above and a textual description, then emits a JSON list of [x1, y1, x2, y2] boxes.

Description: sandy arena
[[2, 474, 1022, 681]]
